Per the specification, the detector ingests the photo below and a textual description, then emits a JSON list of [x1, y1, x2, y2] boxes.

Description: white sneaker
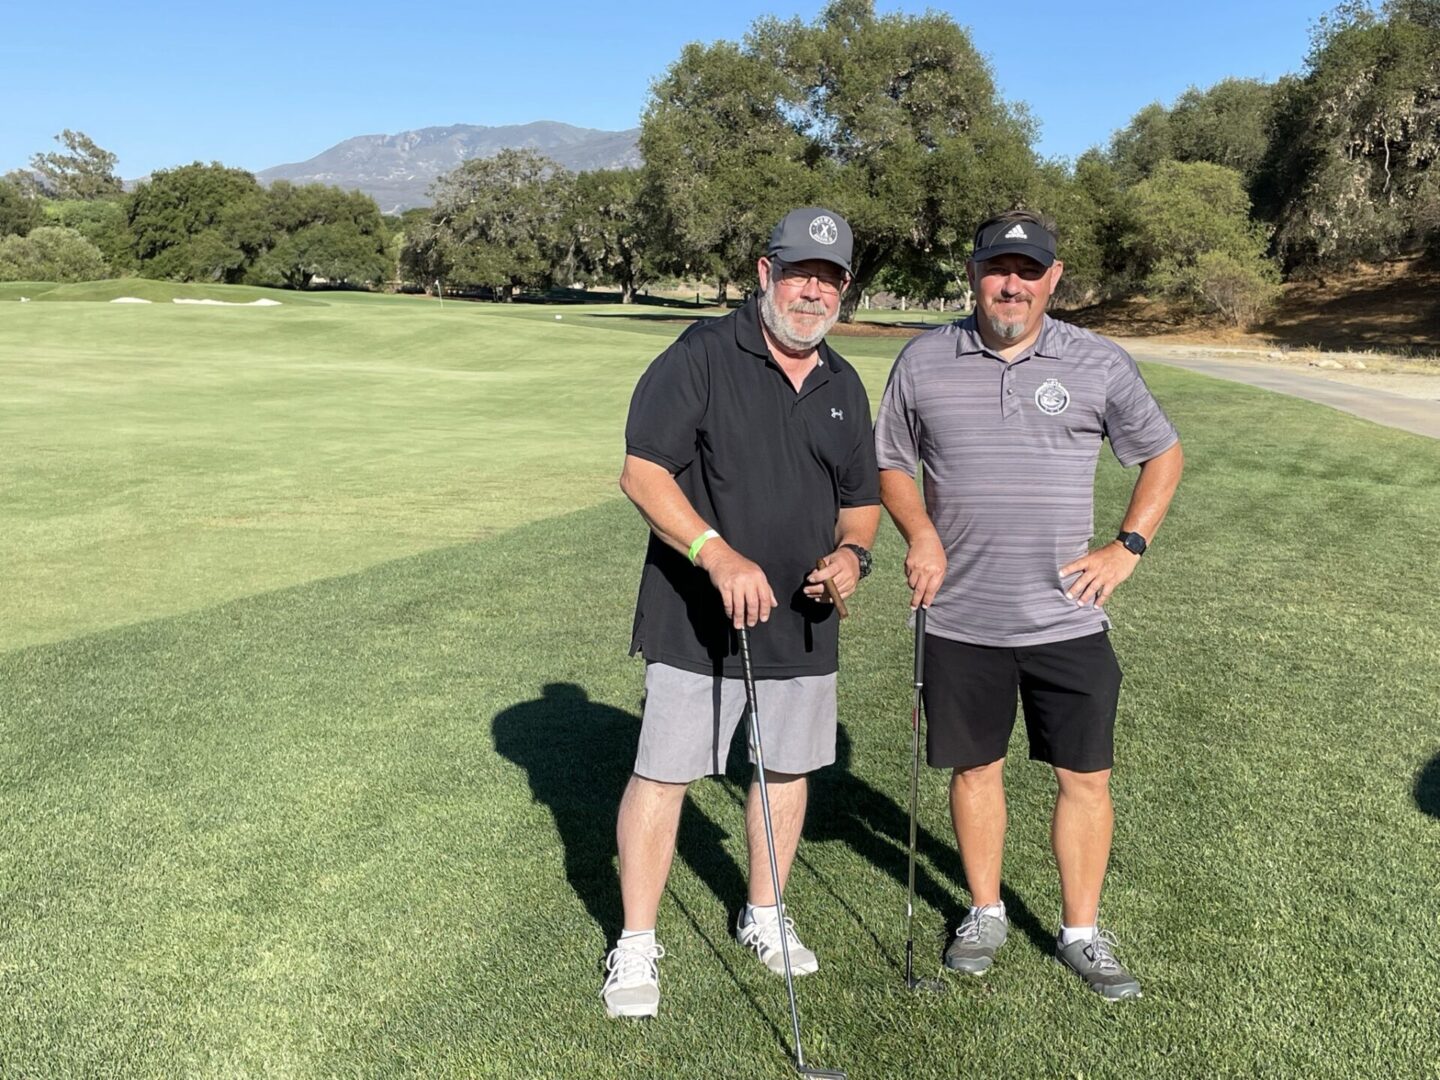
[[736, 909, 819, 976], [600, 938, 665, 1019]]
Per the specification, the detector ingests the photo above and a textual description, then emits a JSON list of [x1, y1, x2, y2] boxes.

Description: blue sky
[[2, 0, 1335, 178]]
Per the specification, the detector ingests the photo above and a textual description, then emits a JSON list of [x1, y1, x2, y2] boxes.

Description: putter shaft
[[904, 607, 927, 990], [737, 627, 844, 1079]]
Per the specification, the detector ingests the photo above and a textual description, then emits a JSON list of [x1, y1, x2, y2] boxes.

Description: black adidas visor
[[970, 218, 1057, 267]]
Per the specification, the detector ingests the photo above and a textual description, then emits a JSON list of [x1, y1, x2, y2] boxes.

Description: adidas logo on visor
[[1004, 224, 1028, 239]]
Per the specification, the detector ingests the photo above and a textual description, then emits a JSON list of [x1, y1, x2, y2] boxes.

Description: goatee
[[985, 313, 1026, 342]]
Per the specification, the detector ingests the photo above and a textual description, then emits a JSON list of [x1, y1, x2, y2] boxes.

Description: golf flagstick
[[737, 627, 846, 1080], [902, 606, 944, 992]]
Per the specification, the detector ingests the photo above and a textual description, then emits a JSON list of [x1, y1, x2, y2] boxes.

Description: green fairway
[[0, 282, 61, 301], [2, 293, 1437, 1078], [1, 293, 668, 649]]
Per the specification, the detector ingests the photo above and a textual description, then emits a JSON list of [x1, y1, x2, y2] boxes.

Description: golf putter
[[903, 607, 946, 993], [737, 627, 847, 1080]]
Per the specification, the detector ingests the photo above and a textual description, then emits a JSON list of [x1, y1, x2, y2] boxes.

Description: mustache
[[786, 300, 829, 315]]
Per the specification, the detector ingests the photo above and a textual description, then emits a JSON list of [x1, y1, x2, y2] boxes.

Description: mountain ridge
[[256, 121, 641, 213]]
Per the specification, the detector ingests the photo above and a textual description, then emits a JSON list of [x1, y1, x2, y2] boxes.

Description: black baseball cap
[[970, 217, 1057, 267], [767, 207, 853, 274]]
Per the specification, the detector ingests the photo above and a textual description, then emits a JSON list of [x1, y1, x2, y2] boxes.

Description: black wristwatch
[[1116, 531, 1148, 556], [842, 543, 873, 578]]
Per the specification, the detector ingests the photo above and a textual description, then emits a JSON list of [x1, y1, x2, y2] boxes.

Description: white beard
[[760, 285, 838, 353]]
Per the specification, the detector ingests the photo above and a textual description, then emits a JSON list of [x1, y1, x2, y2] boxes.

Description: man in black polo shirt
[[600, 208, 880, 1019]]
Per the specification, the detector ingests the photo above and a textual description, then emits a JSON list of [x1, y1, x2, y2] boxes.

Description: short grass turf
[[0, 282, 61, 301], [2, 297, 1438, 1078], [1, 292, 650, 649]]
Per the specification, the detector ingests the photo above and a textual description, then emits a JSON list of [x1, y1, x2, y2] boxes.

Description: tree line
[[1, 133, 394, 290], [3, 0, 1436, 325]]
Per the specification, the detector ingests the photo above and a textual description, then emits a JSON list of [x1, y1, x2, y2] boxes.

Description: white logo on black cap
[[809, 215, 839, 245], [1004, 224, 1028, 239], [1035, 377, 1070, 415]]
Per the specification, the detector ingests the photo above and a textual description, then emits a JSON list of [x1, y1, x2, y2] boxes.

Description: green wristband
[[688, 529, 719, 564]]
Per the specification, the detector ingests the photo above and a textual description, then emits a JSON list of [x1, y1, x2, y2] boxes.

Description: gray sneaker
[[600, 939, 665, 1018], [943, 907, 1008, 974], [1054, 929, 1142, 1001]]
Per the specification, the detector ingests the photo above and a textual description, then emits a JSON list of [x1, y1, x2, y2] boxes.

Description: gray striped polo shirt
[[874, 314, 1178, 647]]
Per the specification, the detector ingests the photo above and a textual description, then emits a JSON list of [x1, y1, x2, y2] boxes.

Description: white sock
[[1059, 924, 1096, 946], [744, 903, 780, 925], [970, 901, 1006, 921], [619, 928, 656, 949]]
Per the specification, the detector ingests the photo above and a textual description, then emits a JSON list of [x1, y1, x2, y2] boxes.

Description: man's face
[[968, 253, 1064, 345], [757, 257, 848, 353]]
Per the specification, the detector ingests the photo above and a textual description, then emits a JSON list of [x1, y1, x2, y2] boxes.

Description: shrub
[[1123, 161, 1281, 323], [1188, 250, 1282, 326], [0, 225, 109, 282]]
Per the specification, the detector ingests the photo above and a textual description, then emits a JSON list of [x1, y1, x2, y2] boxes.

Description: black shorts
[[922, 631, 1122, 773]]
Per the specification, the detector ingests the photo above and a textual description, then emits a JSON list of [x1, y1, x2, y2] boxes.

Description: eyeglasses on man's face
[[772, 260, 849, 295]]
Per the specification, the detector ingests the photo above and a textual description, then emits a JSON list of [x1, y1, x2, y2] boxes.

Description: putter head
[[797, 1068, 847, 1080], [904, 973, 948, 994], [901, 940, 947, 993]]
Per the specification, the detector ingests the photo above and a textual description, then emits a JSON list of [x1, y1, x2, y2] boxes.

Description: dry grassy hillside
[[1065, 258, 1440, 354]]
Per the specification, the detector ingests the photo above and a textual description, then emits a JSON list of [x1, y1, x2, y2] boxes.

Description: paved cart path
[[1125, 346, 1440, 440]]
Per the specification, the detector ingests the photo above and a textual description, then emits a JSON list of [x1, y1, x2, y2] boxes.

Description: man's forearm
[[880, 468, 939, 543], [1119, 441, 1184, 541], [835, 505, 880, 550], [881, 467, 947, 608], [619, 454, 714, 558]]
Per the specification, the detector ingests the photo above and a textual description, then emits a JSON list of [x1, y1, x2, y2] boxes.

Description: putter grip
[[817, 558, 849, 619], [914, 606, 926, 683]]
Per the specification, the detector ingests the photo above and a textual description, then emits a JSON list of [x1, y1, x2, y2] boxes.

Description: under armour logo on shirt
[[1004, 224, 1028, 239], [831, 408, 844, 420]]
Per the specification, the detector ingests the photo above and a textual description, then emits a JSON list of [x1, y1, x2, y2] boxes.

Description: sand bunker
[[111, 297, 152, 304], [172, 298, 282, 306]]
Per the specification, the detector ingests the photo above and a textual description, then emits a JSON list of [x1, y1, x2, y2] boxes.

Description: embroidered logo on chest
[[1034, 378, 1071, 416], [831, 408, 844, 420]]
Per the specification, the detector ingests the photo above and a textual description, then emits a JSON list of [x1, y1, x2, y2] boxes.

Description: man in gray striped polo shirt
[[875, 209, 1183, 1000]]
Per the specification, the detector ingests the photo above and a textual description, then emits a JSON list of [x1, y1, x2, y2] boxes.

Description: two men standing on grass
[[605, 206, 1181, 1017]]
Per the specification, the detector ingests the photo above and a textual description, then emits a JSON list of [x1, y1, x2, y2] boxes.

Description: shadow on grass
[[493, 683, 1050, 981], [491, 682, 746, 943], [1415, 752, 1440, 820], [585, 312, 721, 324], [808, 727, 1052, 964], [492, 682, 782, 1050]]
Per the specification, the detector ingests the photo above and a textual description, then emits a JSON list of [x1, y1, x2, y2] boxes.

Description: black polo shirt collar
[[954, 313, 1062, 365]]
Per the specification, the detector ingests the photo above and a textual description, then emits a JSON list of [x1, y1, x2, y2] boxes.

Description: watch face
[[1119, 532, 1147, 555]]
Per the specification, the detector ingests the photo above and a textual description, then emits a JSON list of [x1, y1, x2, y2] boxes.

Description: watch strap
[[841, 543, 872, 578]]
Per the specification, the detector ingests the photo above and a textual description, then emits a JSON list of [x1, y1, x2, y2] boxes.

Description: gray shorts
[[635, 662, 838, 783]]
